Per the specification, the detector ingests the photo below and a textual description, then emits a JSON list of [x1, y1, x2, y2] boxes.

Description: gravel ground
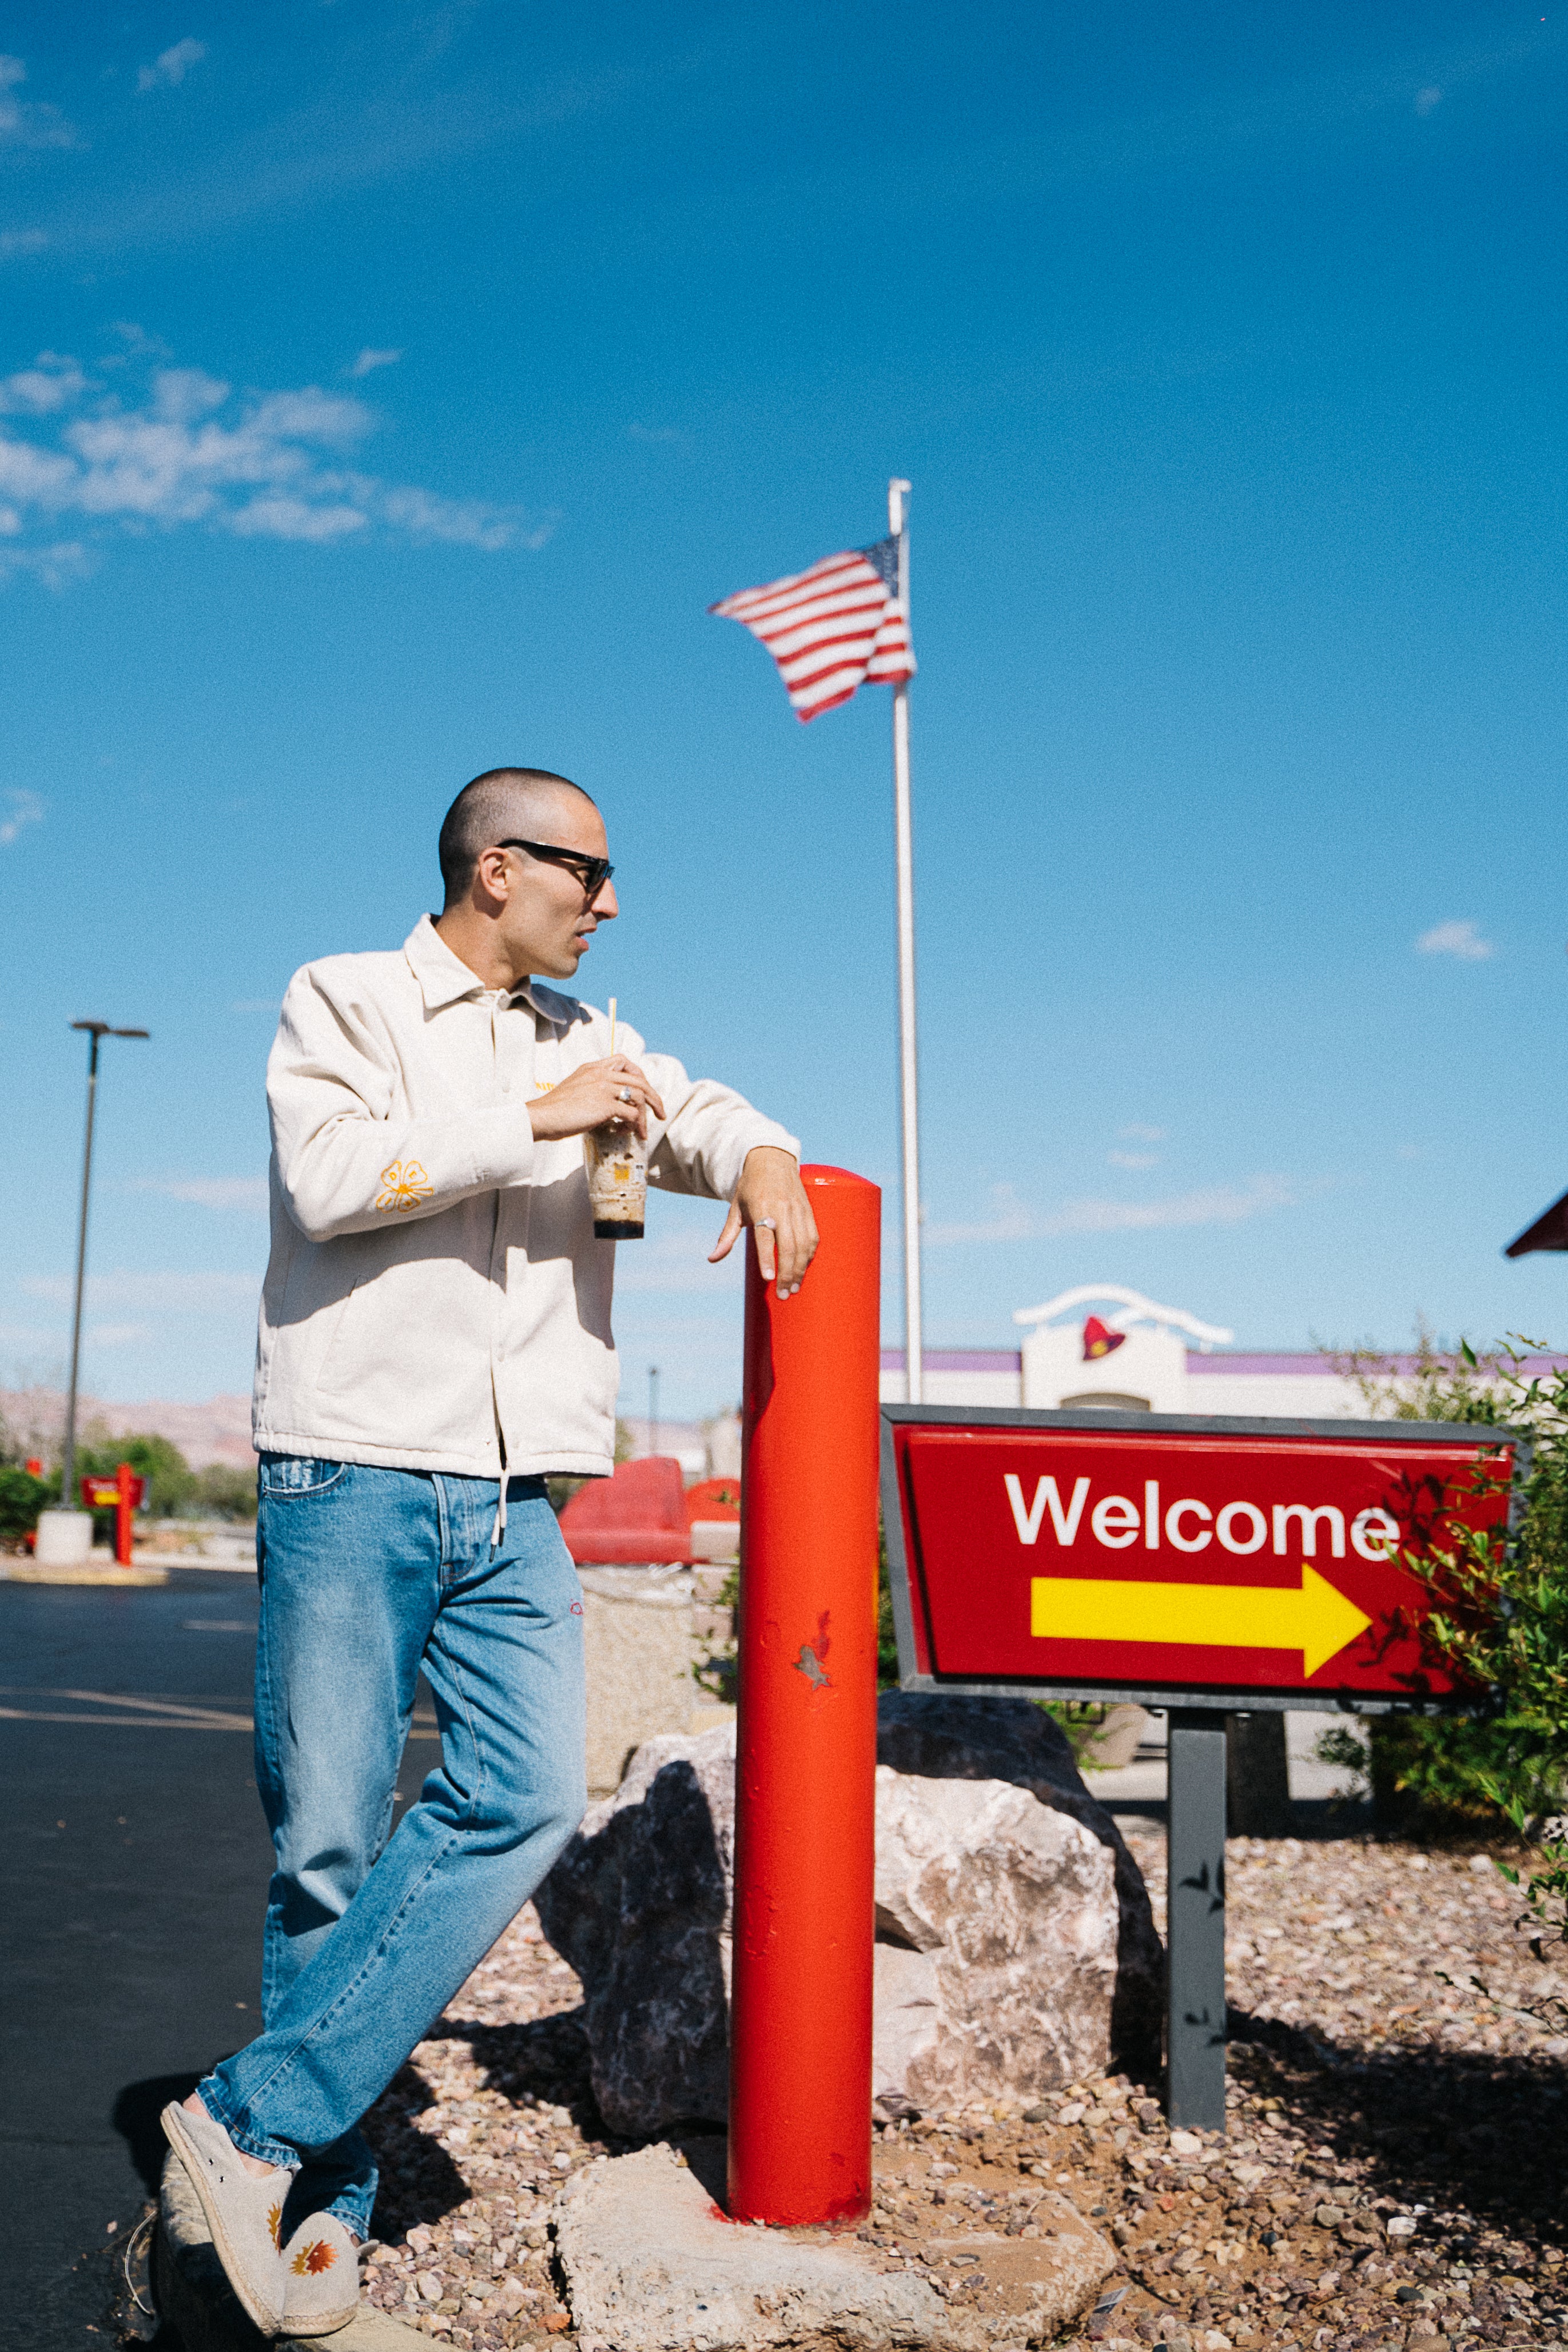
[[353, 1836, 1568, 2352]]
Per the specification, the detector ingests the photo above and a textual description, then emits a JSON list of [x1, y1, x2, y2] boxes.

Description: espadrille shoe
[[160, 2100, 293, 2336], [280, 2211, 361, 2336]]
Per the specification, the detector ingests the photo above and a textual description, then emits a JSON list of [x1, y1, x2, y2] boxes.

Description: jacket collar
[[403, 914, 546, 1015]]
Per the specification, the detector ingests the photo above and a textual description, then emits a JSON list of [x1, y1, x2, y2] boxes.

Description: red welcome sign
[[882, 1410, 1517, 1706]]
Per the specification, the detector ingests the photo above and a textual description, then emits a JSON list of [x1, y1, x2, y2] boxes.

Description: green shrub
[[1319, 1332, 1568, 1843], [0, 1465, 50, 1543], [192, 1462, 258, 1521]]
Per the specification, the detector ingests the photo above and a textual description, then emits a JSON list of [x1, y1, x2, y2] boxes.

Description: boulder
[[538, 1728, 737, 2134], [538, 1694, 1163, 2134], [874, 1693, 1164, 2077]]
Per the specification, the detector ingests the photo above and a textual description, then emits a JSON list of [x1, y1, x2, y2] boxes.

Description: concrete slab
[[554, 2143, 1114, 2351], [156, 2151, 423, 2352], [5, 1562, 170, 1585]]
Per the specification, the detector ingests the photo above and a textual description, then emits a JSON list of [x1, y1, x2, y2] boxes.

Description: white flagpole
[[888, 477, 922, 1405]]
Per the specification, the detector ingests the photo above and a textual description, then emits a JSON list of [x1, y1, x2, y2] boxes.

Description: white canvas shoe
[[160, 2100, 293, 2337], [280, 2211, 362, 2336]]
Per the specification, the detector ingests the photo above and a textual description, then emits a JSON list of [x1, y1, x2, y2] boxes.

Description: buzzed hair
[[437, 767, 599, 905]]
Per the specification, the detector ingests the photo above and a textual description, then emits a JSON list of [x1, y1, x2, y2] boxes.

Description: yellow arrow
[[1030, 1565, 1373, 1680]]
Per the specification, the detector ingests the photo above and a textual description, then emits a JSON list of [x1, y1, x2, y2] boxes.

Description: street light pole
[[59, 1021, 149, 1511]]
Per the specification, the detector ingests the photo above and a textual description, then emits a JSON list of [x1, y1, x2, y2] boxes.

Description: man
[[162, 767, 817, 2337]]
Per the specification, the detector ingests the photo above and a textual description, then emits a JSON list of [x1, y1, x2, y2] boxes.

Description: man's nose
[[590, 877, 618, 920]]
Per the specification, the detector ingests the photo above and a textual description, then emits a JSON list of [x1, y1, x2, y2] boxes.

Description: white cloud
[[0, 355, 87, 413], [0, 230, 47, 258], [138, 39, 207, 94], [0, 787, 42, 845], [23, 1270, 260, 1311], [0, 55, 78, 149], [0, 345, 550, 574], [1118, 1123, 1167, 1142], [1416, 918, 1494, 961], [0, 540, 92, 588], [1414, 85, 1443, 116], [130, 1177, 268, 1213], [228, 496, 367, 543], [1108, 1150, 1159, 1170], [349, 348, 403, 377], [928, 1175, 1300, 1246]]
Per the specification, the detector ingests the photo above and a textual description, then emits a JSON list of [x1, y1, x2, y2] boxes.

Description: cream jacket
[[252, 915, 799, 1478]]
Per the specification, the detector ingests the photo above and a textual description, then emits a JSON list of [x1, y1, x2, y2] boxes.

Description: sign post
[[81, 1463, 146, 1567], [881, 1406, 1517, 2128], [1167, 1712, 1228, 2128]]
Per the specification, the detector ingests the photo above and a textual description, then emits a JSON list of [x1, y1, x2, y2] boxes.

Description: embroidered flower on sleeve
[[376, 1160, 434, 1212]]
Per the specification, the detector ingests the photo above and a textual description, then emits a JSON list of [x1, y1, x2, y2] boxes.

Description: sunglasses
[[496, 838, 615, 900]]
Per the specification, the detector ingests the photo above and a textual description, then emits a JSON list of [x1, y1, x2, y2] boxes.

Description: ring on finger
[[757, 1217, 777, 1229], [615, 1087, 634, 1103]]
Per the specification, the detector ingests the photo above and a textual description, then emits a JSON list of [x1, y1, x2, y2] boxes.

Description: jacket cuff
[[467, 1105, 538, 1191], [726, 1119, 802, 1193]]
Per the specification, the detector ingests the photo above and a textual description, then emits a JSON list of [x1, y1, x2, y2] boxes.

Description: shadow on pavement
[[113, 2072, 206, 2198]]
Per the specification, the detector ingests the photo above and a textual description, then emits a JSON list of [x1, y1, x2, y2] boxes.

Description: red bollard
[[115, 1460, 136, 1567], [728, 1164, 881, 2227]]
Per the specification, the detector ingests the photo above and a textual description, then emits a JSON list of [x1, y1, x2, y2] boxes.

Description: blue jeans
[[198, 1458, 586, 2240]]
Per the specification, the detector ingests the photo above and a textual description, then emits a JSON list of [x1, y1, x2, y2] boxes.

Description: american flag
[[709, 536, 915, 722]]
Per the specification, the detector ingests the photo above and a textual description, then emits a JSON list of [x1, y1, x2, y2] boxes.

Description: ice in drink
[[583, 1125, 647, 1241]]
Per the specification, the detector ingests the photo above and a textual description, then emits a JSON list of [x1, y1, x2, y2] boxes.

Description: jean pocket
[[258, 1453, 348, 1497]]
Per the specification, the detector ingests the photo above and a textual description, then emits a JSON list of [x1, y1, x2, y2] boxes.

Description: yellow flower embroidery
[[377, 1160, 434, 1212]]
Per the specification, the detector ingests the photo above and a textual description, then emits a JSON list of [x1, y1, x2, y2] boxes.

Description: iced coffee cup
[[583, 1124, 647, 1241]]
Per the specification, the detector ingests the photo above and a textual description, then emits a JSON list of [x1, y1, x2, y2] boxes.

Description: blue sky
[[0, 1, 1563, 1421]]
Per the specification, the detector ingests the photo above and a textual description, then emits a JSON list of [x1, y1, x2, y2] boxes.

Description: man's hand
[[528, 1055, 666, 1143], [709, 1147, 819, 1297]]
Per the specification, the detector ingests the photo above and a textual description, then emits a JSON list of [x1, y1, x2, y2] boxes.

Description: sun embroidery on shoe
[[376, 1160, 434, 1212], [292, 2239, 338, 2275], [268, 2201, 285, 2252]]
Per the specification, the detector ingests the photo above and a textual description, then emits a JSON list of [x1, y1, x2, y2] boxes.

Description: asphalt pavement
[[1, 1566, 428, 2348]]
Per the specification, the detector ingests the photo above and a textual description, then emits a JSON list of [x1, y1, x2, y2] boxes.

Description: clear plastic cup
[[583, 1124, 647, 1241]]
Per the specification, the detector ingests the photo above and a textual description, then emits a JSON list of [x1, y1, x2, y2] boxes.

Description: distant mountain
[[0, 1387, 254, 1470]]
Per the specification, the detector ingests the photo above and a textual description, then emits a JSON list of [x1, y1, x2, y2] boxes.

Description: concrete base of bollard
[[554, 2142, 1115, 2351], [156, 2154, 424, 2351]]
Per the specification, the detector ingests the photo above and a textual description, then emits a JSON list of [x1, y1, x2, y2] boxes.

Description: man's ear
[[471, 846, 514, 912]]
